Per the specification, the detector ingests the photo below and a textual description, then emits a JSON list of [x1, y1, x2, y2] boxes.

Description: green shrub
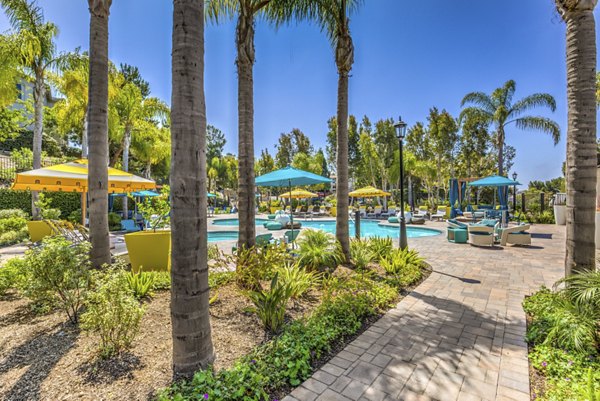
[[245, 273, 292, 333], [277, 262, 320, 299], [67, 209, 82, 224], [350, 239, 373, 269], [0, 189, 80, 218], [380, 248, 424, 286], [0, 209, 28, 220], [150, 271, 172, 290], [126, 271, 155, 299], [81, 266, 145, 358], [234, 244, 287, 290], [208, 271, 234, 289], [296, 229, 343, 271], [208, 244, 220, 260], [0, 208, 29, 246], [18, 237, 91, 322], [35, 193, 62, 219], [108, 212, 122, 231], [367, 237, 393, 262], [0, 257, 25, 296]]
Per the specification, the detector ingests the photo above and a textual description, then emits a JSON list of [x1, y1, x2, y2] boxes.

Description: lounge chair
[[283, 230, 300, 249], [381, 208, 396, 218], [359, 206, 367, 218], [367, 206, 382, 219], [311, 206, 326, 217], [499, 224, 531, 246], [467, 224, 496, 247], [430, 208, 447, 221], [121, 219, 141, 232], [232, 233, 274, 254]]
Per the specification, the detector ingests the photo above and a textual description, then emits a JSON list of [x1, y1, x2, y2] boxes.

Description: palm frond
[[458, 107, 493, 126], [205, 0, 239, 23], [558, 269, 600, 309], [460, 91, 495, 112], [511, 93, 557, 116], [514, 116, 561, 145], [0, 0, 43, 34]]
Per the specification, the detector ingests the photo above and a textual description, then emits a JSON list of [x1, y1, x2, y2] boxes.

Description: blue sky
[[1, 0, 598, 186]]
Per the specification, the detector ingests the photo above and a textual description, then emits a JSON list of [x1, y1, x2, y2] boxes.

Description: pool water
[[207, 231, 238, 242], [211, 218, 440, 239]]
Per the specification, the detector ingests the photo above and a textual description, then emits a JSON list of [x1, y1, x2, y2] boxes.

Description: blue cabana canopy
[[255, 166, 331, 187], [131, 190, 159, 197], [207, 192, 217, 198], [468, 175, 521, 187]]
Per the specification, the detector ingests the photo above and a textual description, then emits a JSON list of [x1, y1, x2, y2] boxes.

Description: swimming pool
[[212, 218, 269, 226], [210, 218, 440, 239], [207, 231, 238, 242]]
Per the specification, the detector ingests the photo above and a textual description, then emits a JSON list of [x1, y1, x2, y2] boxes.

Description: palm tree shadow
[[0, 322, 78, 401], [77, 352, 143, 384], [432, 270, 481, 284]]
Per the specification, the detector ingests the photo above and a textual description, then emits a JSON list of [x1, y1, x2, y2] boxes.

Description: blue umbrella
[[467, 175, 521, 187], [255, 166, 331, 238], [131, 190, 160, 197], [207, 192, 217, 198]]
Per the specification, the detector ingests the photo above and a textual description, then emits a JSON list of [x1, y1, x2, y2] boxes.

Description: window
[[16, 83, 22, 100]]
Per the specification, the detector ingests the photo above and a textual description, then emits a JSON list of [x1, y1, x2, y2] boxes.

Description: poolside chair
[[467, 224, 496, 247], [499, 224, 531, 246], [283, 230, 300, 249], [359, 206, 367, 218], [232, 233, 274, 254], [311, 205, 326, 217], [121, 219, 141, 232], [367, 206, 383, 219], [381, 207, 396, 218], [430, 208, 447, 221]]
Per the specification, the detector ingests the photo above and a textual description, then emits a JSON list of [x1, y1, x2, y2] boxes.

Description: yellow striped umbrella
[[12, 159, 156, 193], [349, 186, 391, 198], [279, 189, 318, 199], [12, 159, 156, 225]]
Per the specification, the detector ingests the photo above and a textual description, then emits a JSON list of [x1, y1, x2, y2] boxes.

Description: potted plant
[[124, 186, 171, 273], [552, 193, 566, 225]]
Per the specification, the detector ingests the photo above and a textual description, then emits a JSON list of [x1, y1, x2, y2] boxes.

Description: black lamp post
[[394, 116, 408, 250], [512, 171, 518, 212]]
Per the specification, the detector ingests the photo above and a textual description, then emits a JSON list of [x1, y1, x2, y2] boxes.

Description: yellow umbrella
[[349, 186, 391, 197], [12, 159, 156, 224], [279, 189, 318, 199]]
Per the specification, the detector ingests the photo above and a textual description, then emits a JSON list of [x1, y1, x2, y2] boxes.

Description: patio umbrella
[[255, 166, 331, 239], [12, 159, 156, 224], [207, 192, 217, 198], [349, 186, 391, 197], [468, 175, 521, 222], [279, 189, 318, 199]]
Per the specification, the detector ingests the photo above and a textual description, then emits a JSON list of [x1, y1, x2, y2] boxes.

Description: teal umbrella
[[467, 175, 521, 187], [207, 192, 217, 198], [255, 166, 331, 239]]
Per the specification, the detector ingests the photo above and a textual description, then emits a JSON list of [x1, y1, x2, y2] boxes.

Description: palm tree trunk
[[122, 127, 131, 218], [497, 127, 505, 176], [31, 74, 45, 219], [563, 5, 597, 275], [170, 0, 214, 379], [87, 0, 112, 268], [236, 11, 256, 250], [82, 109, 89, 158], [336, 71, 350, 261]]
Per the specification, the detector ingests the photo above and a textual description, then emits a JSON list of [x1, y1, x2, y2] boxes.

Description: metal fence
[[0, 152, 71, 186]]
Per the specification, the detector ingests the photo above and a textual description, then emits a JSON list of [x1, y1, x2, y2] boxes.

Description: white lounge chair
[[500, 224, 531, 246], [430, 208, 447, 221], [381, 207, 396, 218], [468, 224, 496, 247], [367, 206, 382, 219]]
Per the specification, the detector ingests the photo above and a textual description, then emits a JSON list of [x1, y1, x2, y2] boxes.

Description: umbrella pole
[[81, 192, 87, 226], [289, 179, 293, 248]]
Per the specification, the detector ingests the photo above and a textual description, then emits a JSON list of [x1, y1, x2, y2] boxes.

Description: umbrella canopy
[[467, 175, 521, 187], [12, 159, 156, 193], [207, 192, 217, 198], [349, 186, 391, 197], [279, 189, 318, 199], [255, 166, 331, 187], [132, 190, 159, 197]]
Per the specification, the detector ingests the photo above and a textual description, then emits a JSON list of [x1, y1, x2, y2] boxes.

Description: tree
[[275, 128, 312, 168], [555, 0, 598, 275], [207, 124, 226, 161], [206, 0, 292, 250], [427, 108, 459, 199], [293, 0, 363, 261], [1, 0, 61, 217], [325, 115, 360, 180], [0, 32, 21, 106], [119, 63, 150, 98], [171, 0, 214, 378], [461, 80, 560, 176], [255, 148, 275, 176], [87, 0, 112, 268]]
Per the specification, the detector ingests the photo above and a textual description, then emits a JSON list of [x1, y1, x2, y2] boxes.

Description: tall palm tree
[[87, 0, 111, 268], [556, 0, 598, 275], [171, 0, 214, 378], [461, 80, 561, 176], [290, 0, 363, 260], [0, 0, 59, 218]]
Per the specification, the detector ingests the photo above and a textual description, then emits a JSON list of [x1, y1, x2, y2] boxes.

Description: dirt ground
[[0, 284, 320, 401]]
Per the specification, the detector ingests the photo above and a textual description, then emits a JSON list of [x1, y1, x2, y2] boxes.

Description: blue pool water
[[207, 231, 238, 242], [213, 218, 269, 226], [210, 218, 440, 239]]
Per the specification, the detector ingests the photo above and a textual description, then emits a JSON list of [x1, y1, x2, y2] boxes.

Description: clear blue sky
[[1, 0, 598, 186]]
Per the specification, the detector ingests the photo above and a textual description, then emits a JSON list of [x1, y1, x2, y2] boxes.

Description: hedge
[[0, 189, 81, 218]]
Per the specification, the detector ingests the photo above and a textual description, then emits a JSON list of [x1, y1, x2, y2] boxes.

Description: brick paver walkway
[[284, 223, 565, 401]]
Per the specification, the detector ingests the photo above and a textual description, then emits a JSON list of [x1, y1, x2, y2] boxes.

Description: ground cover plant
[[0, 208, 28, 246], [524, 270, 600, 400]]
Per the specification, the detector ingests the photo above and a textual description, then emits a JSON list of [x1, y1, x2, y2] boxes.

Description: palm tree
[[461, 80, 560, 176], [0, 0, 60, 218], [555, 0, 598, 275], [87, 0, 112, 268], [171, 0, 214, 378], [290, 0, 363, 261]]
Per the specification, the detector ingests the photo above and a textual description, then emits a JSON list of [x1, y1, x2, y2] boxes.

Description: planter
[[330, 206, 337, 217], [596, 212, 600, 249], [124, 230, 171, 273], [27, 221, 53, 242], [270, 207, 281, 214], [553, 205, 566, 225]]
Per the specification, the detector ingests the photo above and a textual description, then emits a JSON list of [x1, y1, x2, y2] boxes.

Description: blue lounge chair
[[121, 219, 141, 232]]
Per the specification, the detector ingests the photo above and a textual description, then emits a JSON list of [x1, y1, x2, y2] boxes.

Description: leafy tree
[[0, 32, 21, 106], [275, 128, 312, 168], [207, 124, 226, 161], [356, 131, 379, 187], [255, 148, 275, 176], [119, 63, 150, 98], [325, 115, 360, 178], [555, 0, 597, 275], [1, 0, 63, 217], [461, 80, 560, 176], [315, 148, 329, 178], [529, 177, 565, 194]]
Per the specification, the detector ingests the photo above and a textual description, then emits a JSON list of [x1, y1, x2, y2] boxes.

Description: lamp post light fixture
[[512, 172, 518, 213], [394, 116, 408, 250]]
